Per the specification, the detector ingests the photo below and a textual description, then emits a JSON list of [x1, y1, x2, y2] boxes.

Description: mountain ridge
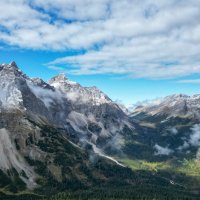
[[131, 93, 200, 119]]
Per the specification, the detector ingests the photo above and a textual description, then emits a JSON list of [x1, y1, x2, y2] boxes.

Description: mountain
[[49, 73, 111, 106], [48, 73, 132, 145], [0, 62, 142, 198], [1, 62, 200, 199], [132, 94, 200, 118], [0, 61, 132, 144]]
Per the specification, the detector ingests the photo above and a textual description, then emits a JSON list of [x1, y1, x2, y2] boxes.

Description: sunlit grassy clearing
[[120, 158, 200, 177]]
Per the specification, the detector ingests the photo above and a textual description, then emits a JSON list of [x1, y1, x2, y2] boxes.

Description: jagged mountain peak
[[10, 61, 18, 67], [48, 74, 112, 105], [49, 73, 78, 86], [0, 62, 26, 79], [165, 93, 190, 100], [51, 73, 67, 82], [1, 61, 19, 70]]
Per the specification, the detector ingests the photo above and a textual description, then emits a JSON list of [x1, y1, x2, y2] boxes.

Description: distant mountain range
[[1, 62, 200, 199], [132, 94, 200, 118]]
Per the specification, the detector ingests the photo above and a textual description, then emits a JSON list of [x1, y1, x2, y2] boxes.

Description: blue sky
[[1, 0, 200, 105]]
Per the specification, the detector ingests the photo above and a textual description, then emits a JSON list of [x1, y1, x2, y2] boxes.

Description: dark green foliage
[[0, 168, 26, 193], [0, 169, 12, 187], [0, 192, 42, 200], [2, 185, 200, 200], [47, 186, 200, 200]]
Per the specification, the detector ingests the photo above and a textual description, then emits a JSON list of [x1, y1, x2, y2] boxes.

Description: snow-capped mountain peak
[[49, 74, 78, 87], [0, 62, 27, 80], [49, 74, 111, 105], [1, 62, 17, 73], [49, 74, 67, 84], [1, 61, 18, 69]]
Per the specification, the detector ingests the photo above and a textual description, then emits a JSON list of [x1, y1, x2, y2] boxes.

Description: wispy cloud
[[1, 0, 200, 79], [47, 65, 68, 73], [154, 144, 173, 156], [178, 79, 200, 84]]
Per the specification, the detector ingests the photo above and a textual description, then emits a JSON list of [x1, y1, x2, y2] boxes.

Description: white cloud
[[154, 144, 173, 155], [177, 141, 189, 151], [170, 127, 178, 135], [177, 124, 200, 150], [1, 0, 200, 79], [27, 81, 63, 108], [190, 124, 200, 147]]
